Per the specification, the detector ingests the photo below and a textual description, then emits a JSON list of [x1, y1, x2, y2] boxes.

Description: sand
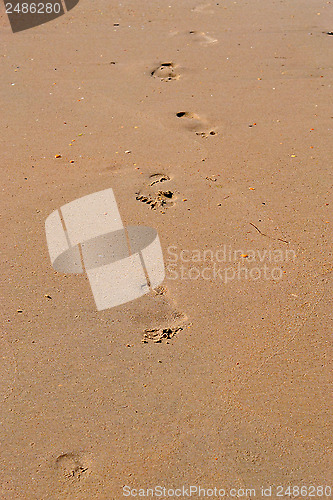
[[1, 0, 332, 498]]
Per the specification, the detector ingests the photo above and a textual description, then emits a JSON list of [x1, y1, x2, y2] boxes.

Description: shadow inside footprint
[[125, 285, 188, 343], [0, 337, 16, 403], [176, 111, 217, 137], [136, 173, 175, 211], [192, 2, 214, 13], [151, 62, 180, 81]]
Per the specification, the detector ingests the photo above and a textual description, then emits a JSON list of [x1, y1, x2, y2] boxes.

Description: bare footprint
[[188, 30, 218, 44], [151, 62, 180, 81], [169, 30, 218, 46], [142, 325, 184, 343], [135, 173, 176, 211], [176, 111, 218, 137], [55, 451, 92, 483]]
